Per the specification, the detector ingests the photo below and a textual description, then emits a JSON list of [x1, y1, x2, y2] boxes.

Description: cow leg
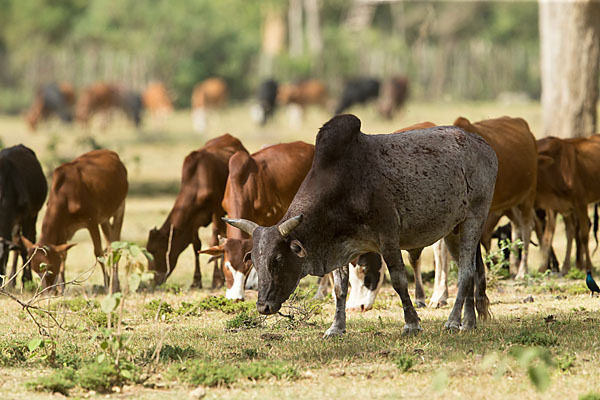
[[313, 274, 330, 300], [444, 223, 480, 331], [540, 209, 557, 273], [513, 205, 533, 280], [481, 211, 502, 252], [19, 217, 37, 286], [210, 213, 225, 289], [0, 242, 9, 286], [575, 204, 592, 272], [323, 265, 349, 338], [561, 213, 576, 275], [408, 248, 426, 308], [383, 249, 421, 335], [191, 232, 203, 289], [429, 239, 449, 308], [89, 224, 112, 292]]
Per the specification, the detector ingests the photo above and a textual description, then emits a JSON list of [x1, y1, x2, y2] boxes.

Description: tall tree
[[539, 0, 600, 138]]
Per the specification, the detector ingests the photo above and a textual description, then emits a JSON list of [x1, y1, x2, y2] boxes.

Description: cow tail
[[475, 245, 491, 321], [593, 203, 599, 255]]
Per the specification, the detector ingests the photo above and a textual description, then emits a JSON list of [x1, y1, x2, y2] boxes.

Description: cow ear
[[53, 243, 76, 253], [21, 236, 36, 250], [243, 251, 253, 266], [199, 244, 225, 255], [290, 239, 307, 258]]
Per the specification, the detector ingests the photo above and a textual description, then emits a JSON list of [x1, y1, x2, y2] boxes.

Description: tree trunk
[[539, 0, 600, 138], [288, 0, 304, 57], [304, 0, 322, 55]]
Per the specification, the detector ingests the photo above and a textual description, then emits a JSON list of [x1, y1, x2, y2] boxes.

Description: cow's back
[[454, 116, 537, 211], [49, 150, 128, 223]]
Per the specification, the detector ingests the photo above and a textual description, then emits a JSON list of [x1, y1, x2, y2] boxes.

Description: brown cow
[[378, 75, 409, 119], [26, 82, 76, 131], [200, 141, 315, 300], [277, 79, 327, 128], [535, 135, 600, 275], [146, 134, 248, 288], [143, 82, 173, 118], [76, 82, 143, 127], [22, 150, 128, 293], [191, 77, 228, 133], [428, 116, 538, 307]]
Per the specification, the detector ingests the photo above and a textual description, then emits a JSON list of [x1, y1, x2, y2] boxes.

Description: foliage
[[0, 339, 28, 366], [565, 268, 586, 280], [182, 295, 255, 315], [395, 354, 416, 372], [26, 368, 76, 396], [506, 330, 558, 347], [143, 299, 174, 321], [580, 393, 600, 400], [169, 360, 299, 387], [225, 310, 263, 330]]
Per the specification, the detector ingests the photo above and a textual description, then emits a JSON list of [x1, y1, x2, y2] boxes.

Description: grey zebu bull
[[225, 114, 497, 336]]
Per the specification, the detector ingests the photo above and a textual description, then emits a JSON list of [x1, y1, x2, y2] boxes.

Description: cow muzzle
[[256, 301, 281, 315]]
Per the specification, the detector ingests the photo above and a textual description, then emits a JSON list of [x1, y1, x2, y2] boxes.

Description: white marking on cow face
[[245, 267, 258, 290], [346, 262, 384, 311], [225, 261, 246, 301]]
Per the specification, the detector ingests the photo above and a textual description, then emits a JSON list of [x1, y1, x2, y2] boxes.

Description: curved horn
[[278, 215, 303, 237], [222, 217, 259, 236]]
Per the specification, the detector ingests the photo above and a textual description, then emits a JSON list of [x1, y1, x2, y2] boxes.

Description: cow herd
[[24, 76, 409, 133], [3, 106, 600, 335]]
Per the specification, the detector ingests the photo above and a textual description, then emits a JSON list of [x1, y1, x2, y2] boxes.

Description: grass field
[[1, 102, 600, 399]]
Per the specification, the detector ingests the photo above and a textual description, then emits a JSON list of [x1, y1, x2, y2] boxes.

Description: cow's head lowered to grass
[[223, 215, 306, 314]]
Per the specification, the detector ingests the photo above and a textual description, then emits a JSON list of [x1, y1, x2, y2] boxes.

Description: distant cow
[[378, 76, 409, 119], [22, 150, 128, 293], [76, 83, 142, 127], [335, 77, 380, 114], [191, 78, 228, 133], [0, 145, 47, 287], [225, 114, 497, 336], [146, 134, 248, 288], [346, 252, 385, 312], [535, 135, 600, 275], [143, 82, 173, 118], [200, 141, 315, 300], [428, 116, 537, 307], [26, 82, 75, 131], [277, 79, 328, 128], [251, 79, 279, 125]]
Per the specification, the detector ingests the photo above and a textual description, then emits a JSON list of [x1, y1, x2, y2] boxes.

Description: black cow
[[225, 114, 498, 336], [0, 145, 48, 287], [118, 90, 143, 127], [254, 79, 279, 125], [26, 83, 75, 130], [335, 78, 380, 114]]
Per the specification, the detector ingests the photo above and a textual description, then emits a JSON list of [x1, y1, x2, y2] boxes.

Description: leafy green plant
[[507, 331, 558, 347], [226, 310, 263, 330], [143, 299, 174, 321], [485, 238, 523, 286], [565, 268, 586, 280], [26, 368, 76, 396], [190, 295, 255, 314], [395, 354, 416, 372], [579, 393, 600, 400]]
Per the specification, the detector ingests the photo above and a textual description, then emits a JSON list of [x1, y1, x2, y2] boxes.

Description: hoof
[[190, 282, 203, 290], [402, 323, 423, 336], [444, 321, 460, 332], [460, 323, 476, 331], [415, 300, 427, 308], [323, 327, 346, 338], [428, 298, 448, 308]]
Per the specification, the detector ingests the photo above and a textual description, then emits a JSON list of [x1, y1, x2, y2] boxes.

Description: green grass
[[1, 103, 600, 399]]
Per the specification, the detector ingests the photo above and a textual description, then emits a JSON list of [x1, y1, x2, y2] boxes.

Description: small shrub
[[565, 268, 586, 280], [557, 354, 575, 371], [241, 348, 259, 359], [159, 282, 184, 294], [169, 360, 298, 387], [143, 299, 174, 320], [226, 311, 262, 330], [77, 360, 139, 393], [196, 295, 254, 314], [139, 344, 196, 363], [0, 339, 28, 366], [395, 354, 416, 372], [567, 284, 589, 295], [26, 368, 76, 396], [507, 331, 558, 347]]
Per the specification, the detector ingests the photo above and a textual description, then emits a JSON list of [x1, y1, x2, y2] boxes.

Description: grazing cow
[[224, 114, 497, 336], [277, 79, 328, 128], [26, 82, 75, 131], [0, 145, 47, 287], [346, 252, 385, 312], [200, 141, 315, 300], [142, 82, 173, 118], [252, 79, 279, 125], [191, 77, 228, 133], [428, 116, 537, 307], [535, 135, 600, 275], [22, 150, 128, 293], [146, 134, 248, 288], [378, 76, 409, 119], [76, 83, 142, 127], [335, 77, 380, 114]]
